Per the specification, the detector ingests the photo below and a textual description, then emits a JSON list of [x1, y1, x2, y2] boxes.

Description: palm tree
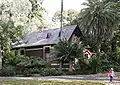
[[54, 39, 83, 72], [78, 0, 120, 55]]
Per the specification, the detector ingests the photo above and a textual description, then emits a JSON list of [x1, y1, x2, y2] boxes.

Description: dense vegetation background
[[0, 0, 120, 76]]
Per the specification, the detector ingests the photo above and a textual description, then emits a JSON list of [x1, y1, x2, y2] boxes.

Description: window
[[20, 49, 25, 55], [45, 47, 50, 53]]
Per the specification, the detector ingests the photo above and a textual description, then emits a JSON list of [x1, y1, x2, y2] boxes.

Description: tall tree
[[0, 20, 24, 69], [52, 9, 78, 27], [0, 20, 24, 50], [0, 0, 47, 32], [78, 0, 120, 55], [29, 0, 46, 25]]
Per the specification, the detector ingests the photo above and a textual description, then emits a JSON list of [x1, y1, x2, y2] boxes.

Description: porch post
[[43, 46, 46, 60]]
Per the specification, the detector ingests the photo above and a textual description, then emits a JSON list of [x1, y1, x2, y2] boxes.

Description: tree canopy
[[0, 20, 24, 49], [52, 9, 78, 27], [77, 0, 120, 54], [54, 39, 83, 72], [0, 0, 47, 33]]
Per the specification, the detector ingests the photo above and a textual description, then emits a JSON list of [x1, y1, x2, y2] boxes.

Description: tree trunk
[[97, 43, 101, 57], [69, 59, 73, 72], [0, 58, 2, 69], [0, 45, 2, 69], [59, 61, 62, 72]]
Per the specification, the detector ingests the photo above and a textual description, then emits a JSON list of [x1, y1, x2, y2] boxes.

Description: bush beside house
[[0, 51, 62, 76]]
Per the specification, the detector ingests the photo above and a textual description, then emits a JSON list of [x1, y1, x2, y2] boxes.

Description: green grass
[[0, 80, 105, 85]]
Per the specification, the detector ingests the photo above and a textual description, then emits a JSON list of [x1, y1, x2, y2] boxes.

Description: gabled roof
[[13, 25, 79, 48]]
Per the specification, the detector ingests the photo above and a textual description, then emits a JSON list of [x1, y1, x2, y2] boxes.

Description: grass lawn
[[0, 80, 105, 85]]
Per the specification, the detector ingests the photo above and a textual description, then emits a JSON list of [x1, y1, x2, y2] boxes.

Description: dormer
[[46, 33, 51, 38]]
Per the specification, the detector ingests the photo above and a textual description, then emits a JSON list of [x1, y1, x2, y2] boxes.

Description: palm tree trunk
[[69, 59, 73, 72]]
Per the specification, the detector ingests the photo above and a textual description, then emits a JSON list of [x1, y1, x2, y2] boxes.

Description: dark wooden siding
[[26, 49, 43, 58]]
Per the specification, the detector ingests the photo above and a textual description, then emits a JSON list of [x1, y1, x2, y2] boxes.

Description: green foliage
[[105, 52, 120, 72], [78, 57, 101, 74], [89, 57, 101, 73], [16, 56, 49, 68], [53, 39, 83, 72], [29, 0, 45, 21], [77, 0, 120, 54], [4, 50, 50, 68], [0, 65, 16, 76], [40, 68, 62, 76], [3, 51, 27, 66], [0, 21, 24, 49], [1, 50, 63, 76], [1, 50, 54, 76], [77, 50, 120, 74], [54, 39, 83, 61], [28, 0, 48, 30], [0, 0, 47, 32], [28, 68, 40, 74], [70, 0, 120, 74], [52, 9, 78, 26]]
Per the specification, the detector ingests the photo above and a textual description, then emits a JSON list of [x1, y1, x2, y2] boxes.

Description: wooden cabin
[[12, 25, 83, 61]]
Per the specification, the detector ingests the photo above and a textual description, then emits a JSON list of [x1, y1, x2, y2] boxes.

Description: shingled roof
[[13, 25, 79, 48]]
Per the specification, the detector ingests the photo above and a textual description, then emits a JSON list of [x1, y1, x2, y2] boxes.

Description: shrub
[[22, 68, 32, 77], [2, 50, 52, 76], [29, 68, 40, 74], [0, 65, 16, 76], [40, 68, 62, 76]]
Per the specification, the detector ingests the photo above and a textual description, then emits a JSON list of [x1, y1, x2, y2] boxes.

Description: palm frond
[[53, 39, 83, 61]]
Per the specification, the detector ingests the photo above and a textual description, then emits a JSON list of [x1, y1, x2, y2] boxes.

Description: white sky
[[42, 0, 85, 16], [42, 0, 86, 28]]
